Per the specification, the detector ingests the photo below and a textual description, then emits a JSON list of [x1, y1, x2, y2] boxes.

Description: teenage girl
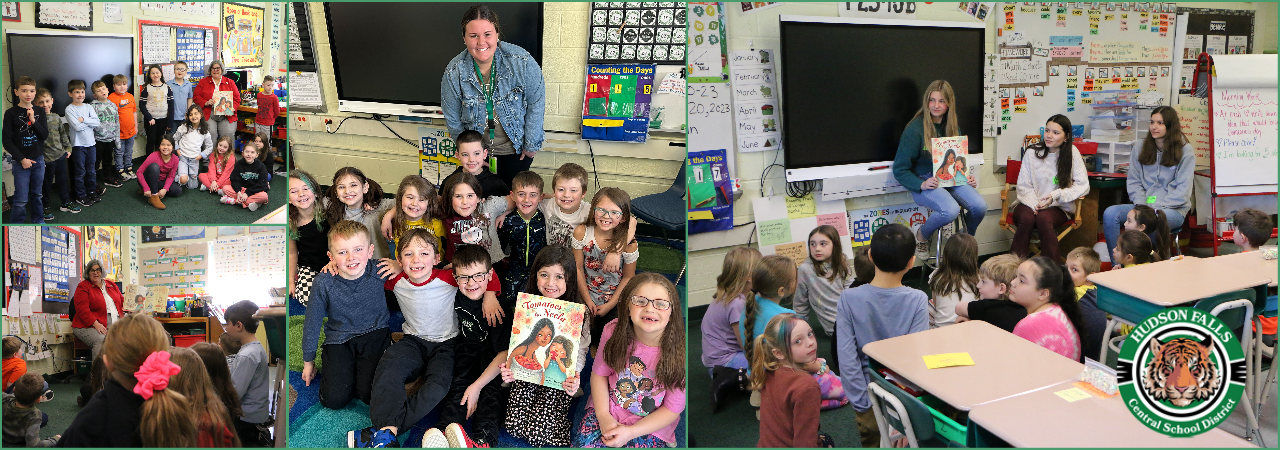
[[703, 247, 761, 410], [500, 245, 591, 446], [136, 135, 182, 210], [752, 313, 834, 448], [928, 233, 980, 328], [59, 314, 200, 447], [382, 175, 445, 255], [1102, 106, 1196, 258], [1112, 229, 1158, 268], [289, 169, 327, 305], [573, 272, 685, 448], [172, 104, 212, 190], [573, 187, 639, 346], [200, 136, 235, 194], [1125, 205, 1172, 262], [892, 80, 986, 254], [741, 255, 798, 360], [322, 166, 393, 258], [168, 347, 240, 447], [1011, 115, 1089, 261], [1008, 256, 1085, 361]]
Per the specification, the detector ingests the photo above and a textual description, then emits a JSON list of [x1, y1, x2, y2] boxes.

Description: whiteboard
[[994, 3, 1177, 164], [1210, 54, 1277, 194]]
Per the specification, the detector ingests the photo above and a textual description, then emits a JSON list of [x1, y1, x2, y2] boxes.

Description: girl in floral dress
[[572, 187, 639, 348]]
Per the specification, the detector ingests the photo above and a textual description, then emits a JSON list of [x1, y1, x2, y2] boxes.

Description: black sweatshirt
[[230, 158, 270, 196], [56, 379, 144, 448], [3, 105, 48, 162]]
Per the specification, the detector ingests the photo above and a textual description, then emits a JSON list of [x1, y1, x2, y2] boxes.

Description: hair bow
[[132, 351, 181, 400]]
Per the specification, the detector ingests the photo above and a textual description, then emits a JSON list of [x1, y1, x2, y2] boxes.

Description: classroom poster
[[687, 2, 727, 83], [7, 226, 39, 265], [507, 293, 586, 392], [419, 127, 460, 186], [84, 226, 120, 282], [847, 203, 932, 248], [930, 136, 971, 188], [582, 64, 655, 143], [687, 149, 733, 234], [221, 3, 264, 68], [141, 2, 218, 17], [728, 49, 781, 153], [587, 2, 686, 64], [752, 194, 853, 267], [40, 227, 78, 303], [140, 244, 207, 296], [141, 226, 206, 243]]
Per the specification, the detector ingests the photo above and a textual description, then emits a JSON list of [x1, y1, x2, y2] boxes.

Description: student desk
[[967, 381, 1253, 447], [1208, 251, 1279, 288], [862, 320, 1083, 411]]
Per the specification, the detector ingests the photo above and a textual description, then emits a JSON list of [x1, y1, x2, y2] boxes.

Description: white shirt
[[100, 283, 118, 325], [1016, 144, 1090, 214], [540, 198, 590, 247]]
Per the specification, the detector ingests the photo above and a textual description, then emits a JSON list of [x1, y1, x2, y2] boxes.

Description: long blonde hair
[[748, 313, 806, 391], [714, 247, 761, 305], [167, 347, 242, 447], [913, 80, 960, 144], [103, 314, 198, 448]]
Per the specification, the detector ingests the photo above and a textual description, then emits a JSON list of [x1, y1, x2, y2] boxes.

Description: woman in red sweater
[[191, 60, 240, 145], [70, 259, 123, 360], [751, 313, 833, 448]]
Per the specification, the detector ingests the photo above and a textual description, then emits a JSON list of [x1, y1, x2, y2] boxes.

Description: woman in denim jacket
[[442, 4, 546, 190]]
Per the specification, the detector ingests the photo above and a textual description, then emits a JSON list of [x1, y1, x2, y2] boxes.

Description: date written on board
[[842, 2, 916, 14]]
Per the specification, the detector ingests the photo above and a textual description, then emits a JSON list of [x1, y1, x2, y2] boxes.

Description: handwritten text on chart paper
[[1213, 89, 1279, 162]]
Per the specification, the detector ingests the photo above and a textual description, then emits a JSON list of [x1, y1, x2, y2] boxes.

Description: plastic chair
[[998, 159, 1083, 253], [1193, 290, 1263, 445], [868, 371, 958, 448], [630, 162, 687, 283]]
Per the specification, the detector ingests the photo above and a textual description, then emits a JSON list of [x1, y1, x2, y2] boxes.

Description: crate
[[919, 395, 967, 445], [173, 334, 206, 348]]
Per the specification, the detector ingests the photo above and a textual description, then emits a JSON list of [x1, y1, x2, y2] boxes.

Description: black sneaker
[[60, 202, 81, 213], [76, 198, 93, 207], [93, 187, 107, 197], [103, 178, 123, 188]]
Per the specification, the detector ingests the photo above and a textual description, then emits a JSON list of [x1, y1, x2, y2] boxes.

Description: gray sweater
[[230, 340, 270, 423], [1126, 143, 1196, 217], [302, 262, 390, 362], [793, 259, 855, 335]]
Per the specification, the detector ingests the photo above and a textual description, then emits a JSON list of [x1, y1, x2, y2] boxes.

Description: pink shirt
[[1012, 304, 1081, 361], [592, 319, 686, 445], [137, 151, 179, 192]]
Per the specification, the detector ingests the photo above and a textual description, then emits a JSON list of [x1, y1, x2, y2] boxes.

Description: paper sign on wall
[[753, 194, 854, 267], [728, 49, 781, 153]]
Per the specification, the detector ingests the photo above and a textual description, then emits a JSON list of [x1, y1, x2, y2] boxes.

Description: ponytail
[[1117, 229, 1155, 265], [742, 295, 761, 359], [748, 333, 771, 391], [101, 314, 201, 447], [744, 255, 797, 359], [1151, 210, 1171, 261], [1029, 257, 1087, 361], [748, 314, 803, 391], [141, 389, 198, 447]]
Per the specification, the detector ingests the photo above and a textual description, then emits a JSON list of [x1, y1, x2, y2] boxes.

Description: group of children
[[288, 131, 685, 448], [4, 63, 278, 221], [702, 204, 1275, 447], [1, 300, 274, 447]]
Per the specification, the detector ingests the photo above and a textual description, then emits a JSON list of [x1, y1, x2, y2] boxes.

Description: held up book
[[930, 136, 970, 188], [507, 292, 587, 391]]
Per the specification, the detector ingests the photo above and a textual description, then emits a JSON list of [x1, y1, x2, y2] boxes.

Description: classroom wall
[[289, 2, 685, 203], [686, 1, 1277, 308]]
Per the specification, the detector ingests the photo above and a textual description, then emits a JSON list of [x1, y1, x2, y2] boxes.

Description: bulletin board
[[83, 226, 121, 282], [139, 243, 209, 297], [994, 2, 1177, 164], [210, 231, 286, 286], [40, 226, 81, 303], [1175, 7, 1255, 93], [221, 2, 265, 68], [751, 194, 854, 267], [137, 20, 220, 78]]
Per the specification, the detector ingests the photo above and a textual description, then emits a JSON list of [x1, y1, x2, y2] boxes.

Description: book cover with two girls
[[931, 136, 971, 188], [508, 293, 586, 392]]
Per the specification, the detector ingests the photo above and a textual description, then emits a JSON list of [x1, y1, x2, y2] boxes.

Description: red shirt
[[254, 92, 280, 126], [71, 279, 124, 329], [3, 356, 26, 390], [191, 76, 241, 120]]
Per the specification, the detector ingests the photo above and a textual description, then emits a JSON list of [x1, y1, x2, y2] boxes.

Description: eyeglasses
[[629, 295, 672, 311], [594, 208, 623, 218], [455, 271, 490, 284], [88, 267, 103, 273]]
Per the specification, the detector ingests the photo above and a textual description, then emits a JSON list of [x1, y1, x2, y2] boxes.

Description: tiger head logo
[[1142, 336, 1220, 407]]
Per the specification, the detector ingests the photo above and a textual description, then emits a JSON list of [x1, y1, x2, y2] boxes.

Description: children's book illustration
[[930, 136, 970, 188], [507, 293, 586, 391]]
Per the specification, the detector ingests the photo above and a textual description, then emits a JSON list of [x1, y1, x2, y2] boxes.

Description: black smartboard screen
[[7, 33, 133, 116], [779, 19, 984, 174], [324, 2, 543, 107]]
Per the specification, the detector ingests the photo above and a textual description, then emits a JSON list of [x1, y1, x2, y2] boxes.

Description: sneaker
[[42, 212, 54, 221], [915, 229, 930, 260], [60, 202, 81, 213], [103, 178, 123, 188], [248, 202, 260, 212], [199, 184, 208, 192], [76, 198, 93, 207], [92, 187, 106, 198], [220, 195, 236, 205], [420, 428, 448, 448], [348, 427, 399, 448], [128, 168, 138, 180], [443, 423, 486, 448]]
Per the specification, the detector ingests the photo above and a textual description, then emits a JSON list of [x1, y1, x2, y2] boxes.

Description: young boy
[[955, 254, 1025, 332], [836, 223, 928, 449], [1233, 208, 1274, 252], [255, 76, 281, 170], [2, 337, 25, 392], [165, 61, 195, 136], [108, 74, 137, 183], [35, 88, 77, 220], [2, 374, 58, 447], [302, 220, 393, 414], [224, 300, 270, 447], [452, 130, 509, 197], [64, 80, 106, 203], [828, 245, 877, 377], [89, 81, 122, 190], [1067, 248, 1107, 361], [3, 76, 49, 223], [523, 162, 636, 270], [498, 171, 547, 308], [349, 229, 499, 448]]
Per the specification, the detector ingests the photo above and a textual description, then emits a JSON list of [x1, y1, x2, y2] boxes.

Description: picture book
[[213, 91, 236, 116], [930, 136, 970, 188], [507, 292, 587, 391], [124, 284, 168, 315]]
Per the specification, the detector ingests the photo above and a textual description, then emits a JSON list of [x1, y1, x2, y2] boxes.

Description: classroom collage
[[0, 1, 1277, 449]]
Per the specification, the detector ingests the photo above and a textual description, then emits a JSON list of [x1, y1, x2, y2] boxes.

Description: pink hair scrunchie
[[133, 351, 181, 400]]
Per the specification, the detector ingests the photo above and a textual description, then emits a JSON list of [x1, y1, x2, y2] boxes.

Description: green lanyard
[[472, 59, 496, 139]]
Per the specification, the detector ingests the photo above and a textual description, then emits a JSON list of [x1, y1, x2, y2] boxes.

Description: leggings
[[139, 163, 185, 197], [1009, 204, 1069, 261]]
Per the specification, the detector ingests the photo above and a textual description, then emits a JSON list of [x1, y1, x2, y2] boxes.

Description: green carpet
[[42, 164, 287, 224], [35, 376, 85, 441], [635, 241, 683, 275]]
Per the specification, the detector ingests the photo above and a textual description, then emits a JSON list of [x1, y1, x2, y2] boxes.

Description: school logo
[[1117, 308, 1246, 437]]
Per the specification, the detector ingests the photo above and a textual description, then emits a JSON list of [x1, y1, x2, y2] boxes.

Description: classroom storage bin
[[919, 395, 968, 445], [1089, 140, 1138, 173], [173, 334, 206, 348]]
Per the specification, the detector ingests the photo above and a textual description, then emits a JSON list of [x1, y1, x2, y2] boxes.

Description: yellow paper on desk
[[688, 211, 714, 221], [922, 352, 974, 369], [1054, 387, 1092, 402]]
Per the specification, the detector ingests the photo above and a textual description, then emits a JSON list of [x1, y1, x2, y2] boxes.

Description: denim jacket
[[441, 42, 545, 154]]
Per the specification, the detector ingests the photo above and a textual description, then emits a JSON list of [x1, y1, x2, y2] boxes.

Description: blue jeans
[[1102, 204, 1185, 259], [43, 153, 71, 209], [910, 181, 988, 237], [71, 146, 97, 199], [116, 136, 135, 172], [10, 157, 46, 223]]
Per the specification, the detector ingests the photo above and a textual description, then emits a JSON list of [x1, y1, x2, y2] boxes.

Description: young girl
[[440, 170, 507, 264], [794, 225, 854, 337], [741, 255, 797, 360], [322, 166, 393, 258], [138, 64, 175, 154], [58, 314, 200, 447], [1009, 256, 1085, 361], [573, 272, 685, 448], [1113, 229, 1158, 268], [383, 175, 444, 255], [752, 314, 834, 448], [253, 131, 273, 176], [928, 233, 980, 327], [199, 136, 235, 194], [573, 187, 640, 345], [137, 135, 182, 210], [222, 141, 270, 211], [1125, 205, 1172, 261], [289, 170, 327, 306], [499, 245, 591, 447], [703, 247, 760, 409], [954, 156, 969, 187], [172, 104, 212, 190], [1011, 115, 1090, 261], [167, 347, 240, 447], [190, 342, 244, 427]]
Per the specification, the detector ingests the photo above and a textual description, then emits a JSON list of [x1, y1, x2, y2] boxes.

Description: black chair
[[630, 162, 687, 283]]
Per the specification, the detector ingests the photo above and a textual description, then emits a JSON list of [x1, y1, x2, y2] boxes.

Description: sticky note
[[1146, 195, 1157, 204], [687, 210, 714, 220], [757, 219, 792, 246], [922, 352, 975, 369], [817, 213, 849, 235], [1054, 387, 1092, 402], [785, 194, 817, 219], [774, 241, 806, 267]]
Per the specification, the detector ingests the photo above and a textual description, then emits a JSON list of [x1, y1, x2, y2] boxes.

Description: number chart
[[582, 64, 656, 143], [588, 2, 687, 64]]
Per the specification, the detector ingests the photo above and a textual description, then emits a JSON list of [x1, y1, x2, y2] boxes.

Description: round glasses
[[629, 295, 672, 311]]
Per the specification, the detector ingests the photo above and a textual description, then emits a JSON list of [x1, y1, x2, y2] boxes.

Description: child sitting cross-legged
[[2, 373, 58, 447]]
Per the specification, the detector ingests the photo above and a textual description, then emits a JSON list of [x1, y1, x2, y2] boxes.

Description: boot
[[149, 195, 166, 210], [710, 365, 748, 412]]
